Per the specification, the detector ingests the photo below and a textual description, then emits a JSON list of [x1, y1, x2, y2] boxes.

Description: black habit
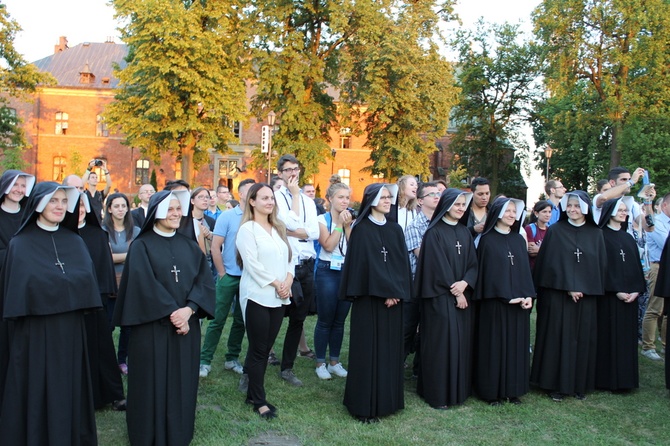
[[0, 182, 101, 446], [473, 197, 536, 402], [653, 234, 670, 389], [79, 202, 125, 408], [339, 183, 411, 420], [113, 190, 215, 446], [414, 188, 478, 408], [530, 190, 606, 396]]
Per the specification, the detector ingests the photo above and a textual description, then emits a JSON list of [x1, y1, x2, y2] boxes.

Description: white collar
[[153, 226, 176, 237]]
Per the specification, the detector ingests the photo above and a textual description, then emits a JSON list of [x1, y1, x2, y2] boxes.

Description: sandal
[[267, 352, 280, 366], [299, 349, 316, 360], [254, 404, 277, 420], [112, 399, 127, 411]]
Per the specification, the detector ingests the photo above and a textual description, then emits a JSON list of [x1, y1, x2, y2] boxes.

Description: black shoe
[[508, 397, 522, 405], [549, 392, 564, 402], [267, 352, 280, 366], [356, 416, 379, 424], [431, 405, 449, 410], [488, 400, 502, 407], [575, 393, 587, 400], [112, 399, 127, 411]]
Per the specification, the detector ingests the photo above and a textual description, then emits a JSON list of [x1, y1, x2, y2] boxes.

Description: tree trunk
[[610, 119, 622, 168], [180, 145, 194, 186]]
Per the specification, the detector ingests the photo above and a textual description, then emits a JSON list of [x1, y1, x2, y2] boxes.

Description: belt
[[296, 257, 315, 267]]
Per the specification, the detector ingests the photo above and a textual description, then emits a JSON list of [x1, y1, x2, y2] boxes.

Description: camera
[[646, 214, 655, 228], [94, 159, 104, 167], [347, 207, 358, 220]]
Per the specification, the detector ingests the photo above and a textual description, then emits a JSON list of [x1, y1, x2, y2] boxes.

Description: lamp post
[[544, 145, 553, 180], [267, 111, 276, 183]]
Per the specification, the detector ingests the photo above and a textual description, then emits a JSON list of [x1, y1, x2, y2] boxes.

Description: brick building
[[11, 37, 454, 202]]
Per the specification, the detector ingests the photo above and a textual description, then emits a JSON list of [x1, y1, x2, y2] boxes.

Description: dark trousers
[[106, 297, 131, 365], [403, 299, 420, 375], [281, 259, 315, 371], [244, 300, 284, 407]]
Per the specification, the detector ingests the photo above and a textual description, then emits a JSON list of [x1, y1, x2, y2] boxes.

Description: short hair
[[164, 179, 190, 191], [238, 178, 255, 191], [662, 192, 670, 205], [608, 167, 630, 182], [217, 185, 230, 193], [417, 182, 438, 198], [544, 179, 559, 196], [470, 177, 489, 192], [435, 179, 448, 188], [277, 154, 299, 172], [269, 176, 284, 189], [302, 183, 315, 190], [596, 179, 609, 193]]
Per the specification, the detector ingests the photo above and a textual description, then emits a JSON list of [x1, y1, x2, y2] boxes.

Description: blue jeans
[[314, 262, 351, 363]]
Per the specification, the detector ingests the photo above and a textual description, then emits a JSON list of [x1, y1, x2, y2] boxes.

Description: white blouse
[[236, 221, 294, 316]]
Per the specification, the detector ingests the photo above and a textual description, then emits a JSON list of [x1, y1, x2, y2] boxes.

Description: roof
[[32, 42, 129, 89]]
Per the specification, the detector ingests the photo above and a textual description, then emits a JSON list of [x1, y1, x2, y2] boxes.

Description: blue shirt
[[647, 213, 670, 262], [204, 208, 222, 221], [213, 205, 243, 276], [548, 201, 560, 226]]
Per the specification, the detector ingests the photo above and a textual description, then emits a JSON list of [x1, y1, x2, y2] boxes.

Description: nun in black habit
[[473, 197, 535, 405], [76, 193, 126, 410], [112, 190, 215, 446], [530, 190, 606, 401], [653, 235, 670, 390], [595, 197, 646, 391], [414, 188, 478, 409], [339, 183, 411, 423], [0, 182, 101, 445]]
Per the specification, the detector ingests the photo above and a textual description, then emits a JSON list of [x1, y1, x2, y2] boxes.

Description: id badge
[[330, 253, 344, 271]]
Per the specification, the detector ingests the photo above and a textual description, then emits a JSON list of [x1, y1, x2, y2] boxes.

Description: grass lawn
[[97, 313, 669, 445]]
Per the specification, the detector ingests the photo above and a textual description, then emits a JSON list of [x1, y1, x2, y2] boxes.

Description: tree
[[250, 0, 458, 181], [449, 20, 543, 194], [106, 0, 251, 185], [0, 4, 54, 171], [533, 0, 670, 169]]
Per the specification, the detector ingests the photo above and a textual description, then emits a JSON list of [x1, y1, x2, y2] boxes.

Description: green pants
[[200, 274, 245, 365]]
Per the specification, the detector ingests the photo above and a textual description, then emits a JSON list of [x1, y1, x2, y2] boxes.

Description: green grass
[[97, 314, 670, 446]]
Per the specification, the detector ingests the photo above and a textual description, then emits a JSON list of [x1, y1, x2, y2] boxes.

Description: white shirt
[[274, 186, 319, 263], [236, 221, 294, 317], [317, 213, 347, 261]]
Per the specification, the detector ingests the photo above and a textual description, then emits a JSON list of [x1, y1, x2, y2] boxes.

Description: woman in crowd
[[596, 197, 646, 391], [314, 182, 353, 380], [270, 176, 285, 192], [226, 199, 240, 210], [0, 182, 101, 445], [113, 190, 215, 445], [339, 183, 411, 423], [190, 187, 216, 255], [395, 175, 418, 232], [236, 183, 293, 419], [531, 190, 606, 401], [474, 197, 535, 405], [414, 188, 478, 409], [102, 192, 140, 375], [525, 200, 552, 271]]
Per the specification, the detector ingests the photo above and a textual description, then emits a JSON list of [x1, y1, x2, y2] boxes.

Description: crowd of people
[[0, 157, 668, 444]]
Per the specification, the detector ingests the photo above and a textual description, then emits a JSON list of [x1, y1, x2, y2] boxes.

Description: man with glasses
[[131, 184, 156, 228], [273, 154, 320, 387], [204, 189, 221, 221], [403, 182, 441, 377], [216, 185, 232, 211], [544, 179, 566, 226]]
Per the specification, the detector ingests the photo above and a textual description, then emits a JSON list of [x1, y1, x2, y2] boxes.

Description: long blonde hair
[[236, 183, 291, 267], [397, 175, 418, 211]]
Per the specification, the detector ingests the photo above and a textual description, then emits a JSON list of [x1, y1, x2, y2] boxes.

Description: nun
[[595, 197, 646, 391], [414, 188, 478, 409], [339, 183, 411, 423], [530, 190, 606, 401], [0, 182, 101, 445], [113, 190, 215, 445], [473, 197, 535, 405]]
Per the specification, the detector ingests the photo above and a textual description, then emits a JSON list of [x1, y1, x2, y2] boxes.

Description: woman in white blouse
[[236, 183, 294, 420]]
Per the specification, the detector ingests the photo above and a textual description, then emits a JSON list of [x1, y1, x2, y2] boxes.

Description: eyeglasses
[[379, 195, 393, 201], [195, 195, 210, 200], [281, 167, 301, 173], [140, 190, 155, 194], [421, 192, 441, 198]]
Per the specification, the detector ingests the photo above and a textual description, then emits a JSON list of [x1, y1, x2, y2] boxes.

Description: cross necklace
[[51, 236, 65, 273]]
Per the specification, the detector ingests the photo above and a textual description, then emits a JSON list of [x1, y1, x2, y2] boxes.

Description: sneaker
[[327, 362, 348, 378], [238, 374, 249, 393], [119, 363, 129, 375], [280, 369, 303, 387], [641, 349, 663, 361], [315, 364, 332, 380], [199, 364, 211, 378], [224, 360, 244, 375]]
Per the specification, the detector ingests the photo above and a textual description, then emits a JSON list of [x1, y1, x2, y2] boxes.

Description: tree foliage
[[532, 0, 670, 176], [106, 0, 251, 185], [450, 20, 543, 194], [250, 0, 458, 181], [0, 4, 54, 171]]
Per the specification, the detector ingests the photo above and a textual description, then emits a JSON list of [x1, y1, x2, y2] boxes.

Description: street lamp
[[544, 145, 553, 180], [267, 111, 276, 183]]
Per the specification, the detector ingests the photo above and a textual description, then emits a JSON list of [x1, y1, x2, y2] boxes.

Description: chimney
[[54, 36, 69, 54]]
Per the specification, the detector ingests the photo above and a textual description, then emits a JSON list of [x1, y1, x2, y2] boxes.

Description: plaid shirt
[[405, 211, 430, 276]]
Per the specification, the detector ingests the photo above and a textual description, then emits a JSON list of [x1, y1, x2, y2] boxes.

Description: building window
[[55, 112, 68, 135], [337, 168, 351, 186], [175, 160, 182, 180], [233, 121, 241, 139], [53, 156, 66, 182], [219, 159, 239, 179], [96, 115, 109, 137], [340, 127, 351, 149], [80, 72, 95, 84], [135, 159, 150, 185]]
